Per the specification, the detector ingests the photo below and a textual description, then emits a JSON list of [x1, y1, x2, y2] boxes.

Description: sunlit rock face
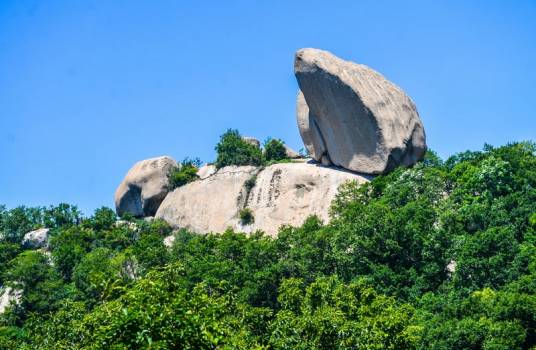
[[155, 163, 369, 236], [295, 48, 427, 174]]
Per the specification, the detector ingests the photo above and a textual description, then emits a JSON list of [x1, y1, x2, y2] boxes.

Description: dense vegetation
[[0, 142, 535, 349]]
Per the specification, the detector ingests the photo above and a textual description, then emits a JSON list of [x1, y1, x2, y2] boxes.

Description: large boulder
[[22, 228, 49, 249], [155, 163, 369, 236], [295, 48, 427, 174], [115, 156, 177, 217]]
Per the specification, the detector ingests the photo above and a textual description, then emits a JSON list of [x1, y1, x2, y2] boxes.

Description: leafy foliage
[[167, 157, 201, 190], [0, 141, 535, 349], [215, 129, 263, 168], [263, 138, 288, 163], [239, 208, 255, 225]]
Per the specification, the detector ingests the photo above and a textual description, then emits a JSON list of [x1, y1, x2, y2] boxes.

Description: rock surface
[[196, 164, 217, 179], [156, 166, 258, 234], [246, 163, 369, 235], [295, 48, 426, 174], [115, 156, 177, 217], [156, 163, 369, 236], [284, 145, 301, 159], [22, 228, 50, 249]]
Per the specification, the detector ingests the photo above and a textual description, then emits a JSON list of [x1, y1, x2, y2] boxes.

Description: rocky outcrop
[[245, 163, 369, 235], [295, 48, 426, 174], [22, 228, 49, 249], [155, 163, 369, 236], [115, 156, 177, 217], [156, 166, 258, 233]]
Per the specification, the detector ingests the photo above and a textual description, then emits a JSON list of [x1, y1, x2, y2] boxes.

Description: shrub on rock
[[263, 138, 288, 163], [215, 129, 263, 169], [168, 158, 201, 190]]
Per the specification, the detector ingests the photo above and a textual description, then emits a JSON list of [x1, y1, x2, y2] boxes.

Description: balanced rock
[[115, 156, 177, 217], [22, 228, 50, 249], [295, 48, 427, 174], [156, 163, 369, 236]]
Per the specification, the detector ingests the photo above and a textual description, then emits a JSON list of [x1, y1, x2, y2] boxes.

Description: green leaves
[[215, 129, 263, 168], [1, 141, 536, 349], [167, 158, 201, 190], [263, 138, 288, 163]]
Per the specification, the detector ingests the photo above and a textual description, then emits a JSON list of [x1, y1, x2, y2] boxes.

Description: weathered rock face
[[156, 166, 259, 233], [22, 228, 50, 249], [295, 48, 427, 174], [155, 163, 369, 236], [245, 163, 369, 235], [115, 156, 177, 217]]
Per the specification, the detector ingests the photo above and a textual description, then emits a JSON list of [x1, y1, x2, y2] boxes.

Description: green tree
[[215, 129, 263, 168], [168, 157, 201, 190], [263, 138, 288, 163]]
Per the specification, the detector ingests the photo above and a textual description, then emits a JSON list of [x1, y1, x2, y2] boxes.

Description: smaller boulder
[[242, 136, 261, 148], [163, 234, 176, 248], [22, 228, 49, 249], [115, 156, 177, 217], [284, 145, 301, 159]]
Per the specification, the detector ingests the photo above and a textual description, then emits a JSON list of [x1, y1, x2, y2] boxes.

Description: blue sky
[[0, 0, 535, 215]]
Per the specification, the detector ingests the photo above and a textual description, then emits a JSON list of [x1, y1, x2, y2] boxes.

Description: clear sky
[[0, 0, 535, 215]]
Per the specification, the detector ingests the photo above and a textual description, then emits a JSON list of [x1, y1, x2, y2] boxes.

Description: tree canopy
[[0, 141, 535, 349]]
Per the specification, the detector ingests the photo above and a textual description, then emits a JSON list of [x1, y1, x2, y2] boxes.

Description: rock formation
[[115, 47, 427, 234], [156, 166, 259, 234], [115, 156, 177, 217], [295, 48, 426, 174], [22, 228, 50, 249], [156, 163, 369, 236]]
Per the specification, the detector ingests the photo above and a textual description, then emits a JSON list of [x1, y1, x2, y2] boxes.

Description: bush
[[215, 129, 263, 168], [168, 158, 201, 190], [244, 174, 257, 192], [239, 208, 254, 225], [263, 138, 288, 163]]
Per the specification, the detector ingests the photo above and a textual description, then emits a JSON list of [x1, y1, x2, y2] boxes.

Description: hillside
[[0, 141, 535, 349]]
